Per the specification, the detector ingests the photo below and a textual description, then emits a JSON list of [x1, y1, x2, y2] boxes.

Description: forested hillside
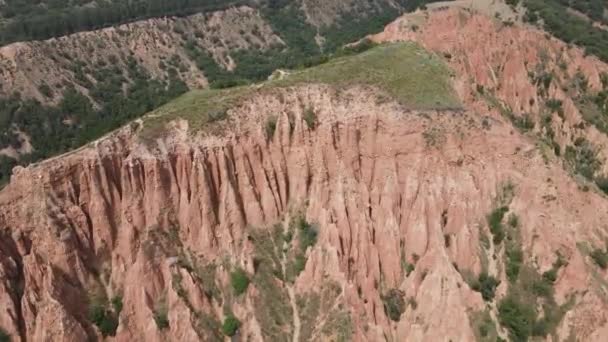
[[0, 0, 446, 186], [522, 0, 608, 62], [0, 0, 433, 45], [0, 0, 247, 44]]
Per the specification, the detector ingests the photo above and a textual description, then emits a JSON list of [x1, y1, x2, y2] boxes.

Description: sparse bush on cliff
[[471, 309, 499, 341], [87, 289, 122, 337], [595, 175, 608, 195], [513, 114, 535, 132], [488, 206, 509, 244], [382, 289, 406, 322], [265, 116, 278, 139], [542, 254, 567, 283], [590, 248, 608, 269], [471, 272, 500, 301], [253, 259, 293, 341], [505, 0, 520, 8], [88, 302, 119, 336], [222, 314, 240, 336], [564, 137, 601, 180], [283, 216, 318, 282], [286, 253, 307, 282], [545, 99, 563, 115], [231, 267, 250, 296], [498, 295, 536, 342], [0, 328, 9, 342], [498, 250, 569, 341], [38, 83, 53, 98], [153, 300, 169, 330], [303, 107, 317, 129], [111, 296, 123, 314], [506, 246, 524, 283], [208, 108, 228, 122], [297, 216, 318, 252], [508, 213, 519, 228], [405, 262, 415, 276]]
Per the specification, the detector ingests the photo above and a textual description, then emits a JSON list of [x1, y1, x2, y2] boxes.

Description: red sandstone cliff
[[2, 7, 608, 342]]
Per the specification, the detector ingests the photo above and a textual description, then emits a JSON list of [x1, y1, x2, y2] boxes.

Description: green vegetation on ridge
[[141, 42, 460, 140], [0, 1, 447, 187]]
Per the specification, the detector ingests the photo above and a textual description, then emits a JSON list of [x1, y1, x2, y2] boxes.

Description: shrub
[[542, 269, 557, 283], [339, 38, 378, 55], [507, 213, 519, 228], [505, 0, 520, 8], [471, 272, 500, 301], [505, 247, 523, 282], [297, 217, 318, 252], [404, 262, 415, 276], [595, 175, 608, 195], [208, 108, 228, 122], [564, 138, 601, 180], [88, 302, 119, 336], [303, 107, 317, 129], [545, 99, 563, 114], [590, 248, 608, 269], [111, 296, 123, 313], [382, 289, 405, 322], [498, 295, 536, 342], [38, 83, 53, 98], [531, 279, 553, 298], [286, 252, 308, 283], [265, 116, 278, 139], [231, 267, 250, 296], [0, 328, 9, 342], [539, 254, 566, 284], [222, 314, 240, 336], [98, 314, 119, 337], [513, 114, 535, 132], [532, 318, 549, 337], [153, 309, 169, 330], [151, 295, 169, 330], [488, 206, 509, 244], [293, 253, 306, 275]]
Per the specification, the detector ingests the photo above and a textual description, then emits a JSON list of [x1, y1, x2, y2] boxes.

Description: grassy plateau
[[140, 42, 460, 140]]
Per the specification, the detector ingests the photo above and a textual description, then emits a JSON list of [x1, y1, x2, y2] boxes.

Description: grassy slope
[[141, 42, 460, 139]]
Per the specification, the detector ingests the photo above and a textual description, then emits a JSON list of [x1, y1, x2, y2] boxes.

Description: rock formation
[[1, 5, 608, 342]]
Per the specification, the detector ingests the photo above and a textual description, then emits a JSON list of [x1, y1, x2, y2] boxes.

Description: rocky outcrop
[[1, 81, 608, 341], [3, 5, 608, 342], [371, 6, 608, 174]]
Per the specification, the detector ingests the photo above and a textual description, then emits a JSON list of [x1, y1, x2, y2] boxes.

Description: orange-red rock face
[[372, 7, 608, 173], [2, 8, 608, 342]]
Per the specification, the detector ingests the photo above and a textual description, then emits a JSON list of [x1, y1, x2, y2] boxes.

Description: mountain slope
[[0, 42, 471, 341], [5, 2, 608, 341], [0, 0, 435, 186], [2, 5, 608, 337], [371, 6, 608, 340]]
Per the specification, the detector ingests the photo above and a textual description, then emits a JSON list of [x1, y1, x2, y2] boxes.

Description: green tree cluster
[[523, 0, 608, 63]]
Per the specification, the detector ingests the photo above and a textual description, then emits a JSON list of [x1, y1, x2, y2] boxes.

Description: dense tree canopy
[[0, 0, 248, 44]]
